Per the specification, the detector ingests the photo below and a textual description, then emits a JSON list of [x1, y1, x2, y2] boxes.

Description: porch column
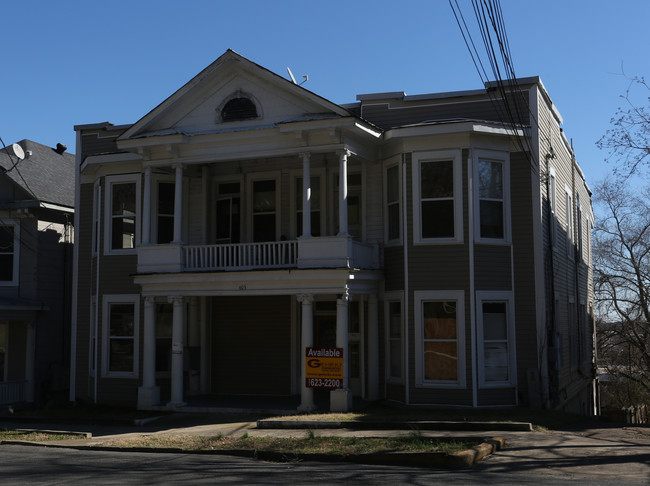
[[142, 167, 152, 244], [298, 293, 316, 412], [331, 290, 352, 411], [188, 297, 200, 395], [25, 321, 36, 403], [367, 294, 379, 400], [300, 152, 311, 238], [199, 296, 210, 394], [172, 163, 184, 244], [168, 295, 186, 408], [138, 296, 159, 410], [337, 150, 350, 236]]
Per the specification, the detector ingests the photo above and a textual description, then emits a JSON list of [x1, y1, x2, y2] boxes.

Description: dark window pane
[[221, 97, 258, 121], [390, 341, 402, 378], [389, 302, 401, 338], [388, 204, 400, 240], [158, 182, 175, 215], [219, 182, 240, 195], [421, 161, 453, 198], [479, 160, 503, 199], [216, 199, 232, 241], [0, 226, 14, 252], [112, 217, 135, 249], [480, 200, 504, 239], [421, 200, 454, 238], [0, 254, 13, 281], [110, 304, 134, 337], [253, 214, 275, 242], [157, 217, 174, 244], [253, 180, 275, 212], [112, 183, 136, 215], [109, 340, 134, 372], [387, 166, 399, 202]]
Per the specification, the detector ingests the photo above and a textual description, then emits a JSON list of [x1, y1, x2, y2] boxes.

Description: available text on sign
[[305, 347, 343, 389]]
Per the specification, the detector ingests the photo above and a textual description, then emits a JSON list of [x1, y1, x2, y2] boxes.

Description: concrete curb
[[0, 436, 506, 469], [257, 420, 532, 432]]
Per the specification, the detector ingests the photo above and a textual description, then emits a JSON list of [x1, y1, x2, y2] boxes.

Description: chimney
[[55, 143, 67, 154]]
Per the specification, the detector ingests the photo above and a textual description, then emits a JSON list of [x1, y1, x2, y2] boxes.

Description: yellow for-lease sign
[[305, 347, 343, 388]]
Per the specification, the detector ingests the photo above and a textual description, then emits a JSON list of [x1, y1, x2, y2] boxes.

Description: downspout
[[402, 155, 410, 405], [69, 130, 81, 403], [93, 184, 101, 403]]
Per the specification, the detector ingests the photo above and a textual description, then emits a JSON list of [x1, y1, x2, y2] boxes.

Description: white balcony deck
[[137, 237, 379, 274]]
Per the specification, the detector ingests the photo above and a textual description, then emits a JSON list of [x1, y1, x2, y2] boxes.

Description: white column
[[188, 297, 200, 395], [300, 152, 312, 238], [199, 296, 210, 394], [337, 150, 350, 236], [142, 167, 152, 244], [331, 289, 352, 411], [298, 294, 315, 412], [367, 294, 379, 400], [138, 296, 159, 410], [169, 295, 186, 408], [25, 322, 36, 403], [172, 164, 184, 244]]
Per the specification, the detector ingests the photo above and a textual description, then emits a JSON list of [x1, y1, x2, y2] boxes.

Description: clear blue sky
[[2, 0, 648, 186]]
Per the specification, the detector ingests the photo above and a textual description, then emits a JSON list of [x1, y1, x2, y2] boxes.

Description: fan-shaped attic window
[[221, 97, 258, 122]]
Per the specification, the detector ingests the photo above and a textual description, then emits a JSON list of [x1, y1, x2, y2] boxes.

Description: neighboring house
[[0, 140, 74, 407], [70, 50, 595, 414]]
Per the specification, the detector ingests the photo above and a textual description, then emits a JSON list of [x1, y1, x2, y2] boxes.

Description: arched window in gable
[[221, 97, 258, 122]]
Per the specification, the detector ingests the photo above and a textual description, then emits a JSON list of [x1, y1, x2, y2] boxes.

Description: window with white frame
[[105, 175, 140, 253], [412, 150, 463, 244], [414, 290, 466, 387], [384, 162, 401, 243], [0, 221, 19, 285], [155, 180, 175, 244], [477, 291, 516, 387], [250, 177, 278, 242], [565, 187, 574, 258], [214, 180, 241, 244], [385, 292, 404, 383], [102, 295, 139, 378], [474, 150, 510, 242]]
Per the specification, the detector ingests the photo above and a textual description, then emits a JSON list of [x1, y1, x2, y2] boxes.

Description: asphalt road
[[0, 444, 643, 485]]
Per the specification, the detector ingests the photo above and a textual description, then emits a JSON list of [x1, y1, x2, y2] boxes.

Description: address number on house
[[305, 347, 343, 389]]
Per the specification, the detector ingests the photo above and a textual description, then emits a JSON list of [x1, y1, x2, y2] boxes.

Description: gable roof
[[119, 49, 355, 141], [0, 139, 75, 208]]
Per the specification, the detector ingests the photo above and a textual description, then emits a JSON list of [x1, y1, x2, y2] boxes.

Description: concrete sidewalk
[[2, 414, 650, 481]]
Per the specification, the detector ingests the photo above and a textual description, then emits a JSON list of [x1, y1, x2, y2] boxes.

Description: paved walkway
[[3, 415, 650, 483]]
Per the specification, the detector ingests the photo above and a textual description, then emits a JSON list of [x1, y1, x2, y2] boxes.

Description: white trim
[[101, 294, 140, 379], [473, 149, 511, 244], [104, 174, 141, 255], [0, 220, 20, 286], [476, 290, 516, 388], [384, 290, 405, 384], [412, 150, 463, 245], [383, 155, 402, 245], [414, 290, 466, 388]]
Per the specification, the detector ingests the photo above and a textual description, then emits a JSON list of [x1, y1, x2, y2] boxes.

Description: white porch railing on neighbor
[[0, 380, 26, 405], [184, 240, 298, 271]]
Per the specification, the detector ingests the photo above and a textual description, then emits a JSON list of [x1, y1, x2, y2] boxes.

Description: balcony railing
[[184, 240, 298, 271], [0, 380, 26, 405]]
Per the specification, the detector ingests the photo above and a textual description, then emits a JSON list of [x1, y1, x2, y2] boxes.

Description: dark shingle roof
[[0, 139, 75, 208]]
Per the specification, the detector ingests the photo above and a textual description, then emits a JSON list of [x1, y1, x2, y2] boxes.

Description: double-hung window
[[412, 150, 463, 244], [250, 175, 279, 242], [102, 295, 139, 378], [474, 150, 510, 243], [155, 180, 175, 244], [477, 291, 515, 387], [384, 159, 401, 244], [105, 175, 141, 254], [414, 290, 466, 388], [0, 221, 19, 285], [215, 180, 241, 244]]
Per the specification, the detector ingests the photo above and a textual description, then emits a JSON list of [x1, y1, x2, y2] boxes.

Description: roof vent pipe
[[55, 143, 67, 154]]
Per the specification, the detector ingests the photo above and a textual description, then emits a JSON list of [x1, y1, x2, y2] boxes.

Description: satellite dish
[[11, 143, 25, 160], [287, 67, 297, 84]]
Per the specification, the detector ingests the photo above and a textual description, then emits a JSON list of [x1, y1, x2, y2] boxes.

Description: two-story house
[[70, 50, 594, 414], [1, 140, 74, 408]]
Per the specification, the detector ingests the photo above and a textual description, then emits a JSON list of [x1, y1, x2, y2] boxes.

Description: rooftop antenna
[[287, 67, 308, 86]]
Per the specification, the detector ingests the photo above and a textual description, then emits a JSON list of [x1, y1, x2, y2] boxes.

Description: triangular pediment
[[119, 50, 350, 141]]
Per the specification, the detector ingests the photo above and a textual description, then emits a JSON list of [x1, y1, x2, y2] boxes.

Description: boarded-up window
[[482, 302, 509, 382], [422, 301, 458, 381]]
